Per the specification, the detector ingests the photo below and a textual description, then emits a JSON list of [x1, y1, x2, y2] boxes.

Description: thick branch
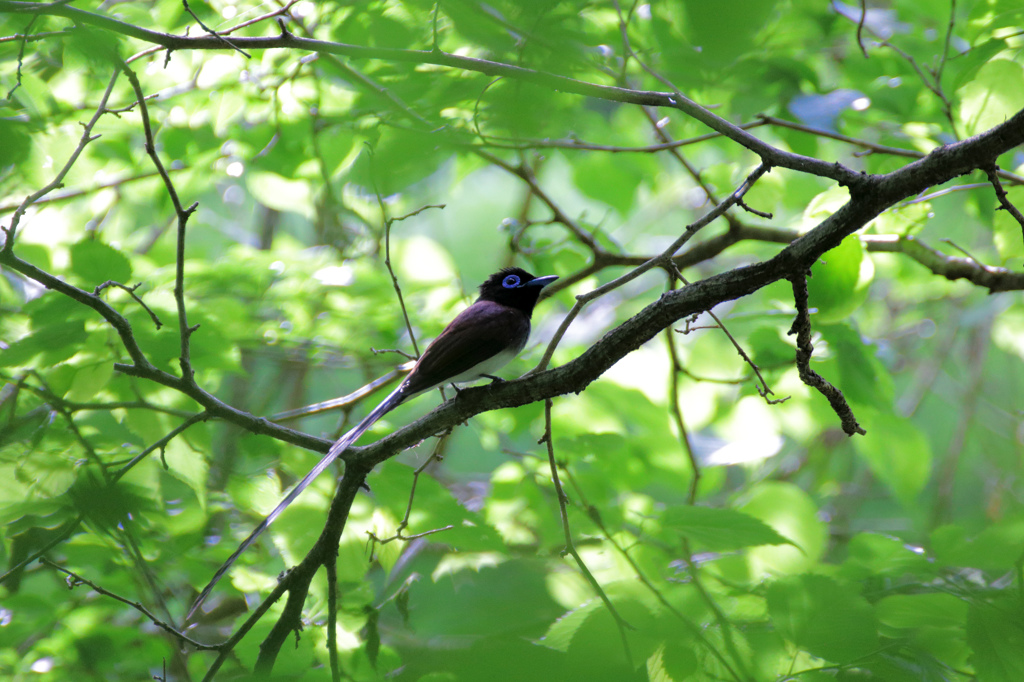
[[0, 248, 329, 453], [3, 107, 1021, 466], [2, 0, 862, 185], [255, 464, 370, 671], [866, 234, 1024, 292], [588, 227, 1024, 294], [345, 110, 1024, 462]]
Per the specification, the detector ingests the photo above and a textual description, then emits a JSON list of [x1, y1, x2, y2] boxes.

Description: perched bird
[[188, 267, 557, 618]]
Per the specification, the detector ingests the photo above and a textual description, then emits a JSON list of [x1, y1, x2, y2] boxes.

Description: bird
[[188, 267, 558, 619]]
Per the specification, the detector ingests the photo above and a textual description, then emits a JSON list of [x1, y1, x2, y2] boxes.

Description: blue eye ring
[[502, 274, 521, 288]]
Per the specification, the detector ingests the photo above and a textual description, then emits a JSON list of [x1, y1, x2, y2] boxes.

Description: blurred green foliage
[[1, 1, 1023, 681]]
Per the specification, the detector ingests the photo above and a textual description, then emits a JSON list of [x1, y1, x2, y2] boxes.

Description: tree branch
[[344, 108, 1024, 464], [787, 273, 866, 436], [1, 0, 864, 185]]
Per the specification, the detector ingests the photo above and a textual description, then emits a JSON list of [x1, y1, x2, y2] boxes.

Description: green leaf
[[69, 239, 133, 286], [806, 235, 872, 324], [370, 461, 505, 553], [741, 481, 828, 576], [767, 574, 879, 663], [65, 26, 123, 68], [25, 291, 89, 327], [67, 472, 153, 533], [572, 151, 649, 215], [9, 243, 53, 273], [0, 119, 32, 166], [748, 326, 794, 368], [541, 599, 602, 652], [945, 38, 1010, 91], [967, 600, 1024, 682], [803, 186, 850, 224], [245, 170, 314, 218], [680, 0, 777, 67], [76, 411, 142, 450], [163, 439, 209, 510], [348, 128, 448, 195], [0, 320, 87, 367], [2, 2, 1022, 676], [66, 361, 114, 402], [958, 59, 1024, 138], [662, 504, 796, 551], [647, 642, 698, 682], [840, 532, 931, 580], [853, 412, 932, 506], [931, 516, 1024, 572], [819, 323, 894, 407], [876, 593, 967, 629]]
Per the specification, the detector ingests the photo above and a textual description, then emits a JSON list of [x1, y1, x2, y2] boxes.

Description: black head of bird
[[476, 267, 557, 315]]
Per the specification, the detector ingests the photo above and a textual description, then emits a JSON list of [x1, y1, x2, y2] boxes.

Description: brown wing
[[403, 300, 529, 397]]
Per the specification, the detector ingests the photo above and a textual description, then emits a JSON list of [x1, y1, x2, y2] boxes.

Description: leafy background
[[1, 0, 1023, 680]]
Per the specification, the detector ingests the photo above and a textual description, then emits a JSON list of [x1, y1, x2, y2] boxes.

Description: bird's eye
[[502, 274, 521, 288]]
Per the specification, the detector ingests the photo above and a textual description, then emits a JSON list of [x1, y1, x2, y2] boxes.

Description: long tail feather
[[186, 385, 405, 621]]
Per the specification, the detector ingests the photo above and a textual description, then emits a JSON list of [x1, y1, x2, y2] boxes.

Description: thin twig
[[0, 169, 178, 214], [476, 149, 604, 255], [664, 325, 702, 504], [93, 281, 162, 329], [787, 273, 866, 436], [756, 115, 923, 161], [666, 264, 787, 405], [2, 69, 120, 250], [368, 149, 431, 358], [895, 182, 990, 207], [126, 0, 299, 64], [678, 536, 755, 681], [15, 377, 194, 418], [0, 28, 66, 45], [856, 0, 869, 58], [864, 234, 1024, 292], [557, 466, 746, 682], [939, 238, 984, 263], [117, 61, 200, 383], [0, 407, 207, 590], [28, 369, 107, 474], [657, 312, 757, 678], [541, 399, 634, 666], [529, 163, 770, 374], [198, 575, 294, 680], [6, 15, 36, 99], [181, 0, 251, 58], [879, 39, 958, 137], [935, 0, 958, 91], [0, 517, 81, 587], [986, 166, 1024, 245], [614, 0, 731, 217], [366, 440, 454, 548], [736, 197, 773, 219], [392, 203, 446, 223], [463, 121, 768, 155], [112, 412, 209, 483], [41, 558, 219, 651]]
